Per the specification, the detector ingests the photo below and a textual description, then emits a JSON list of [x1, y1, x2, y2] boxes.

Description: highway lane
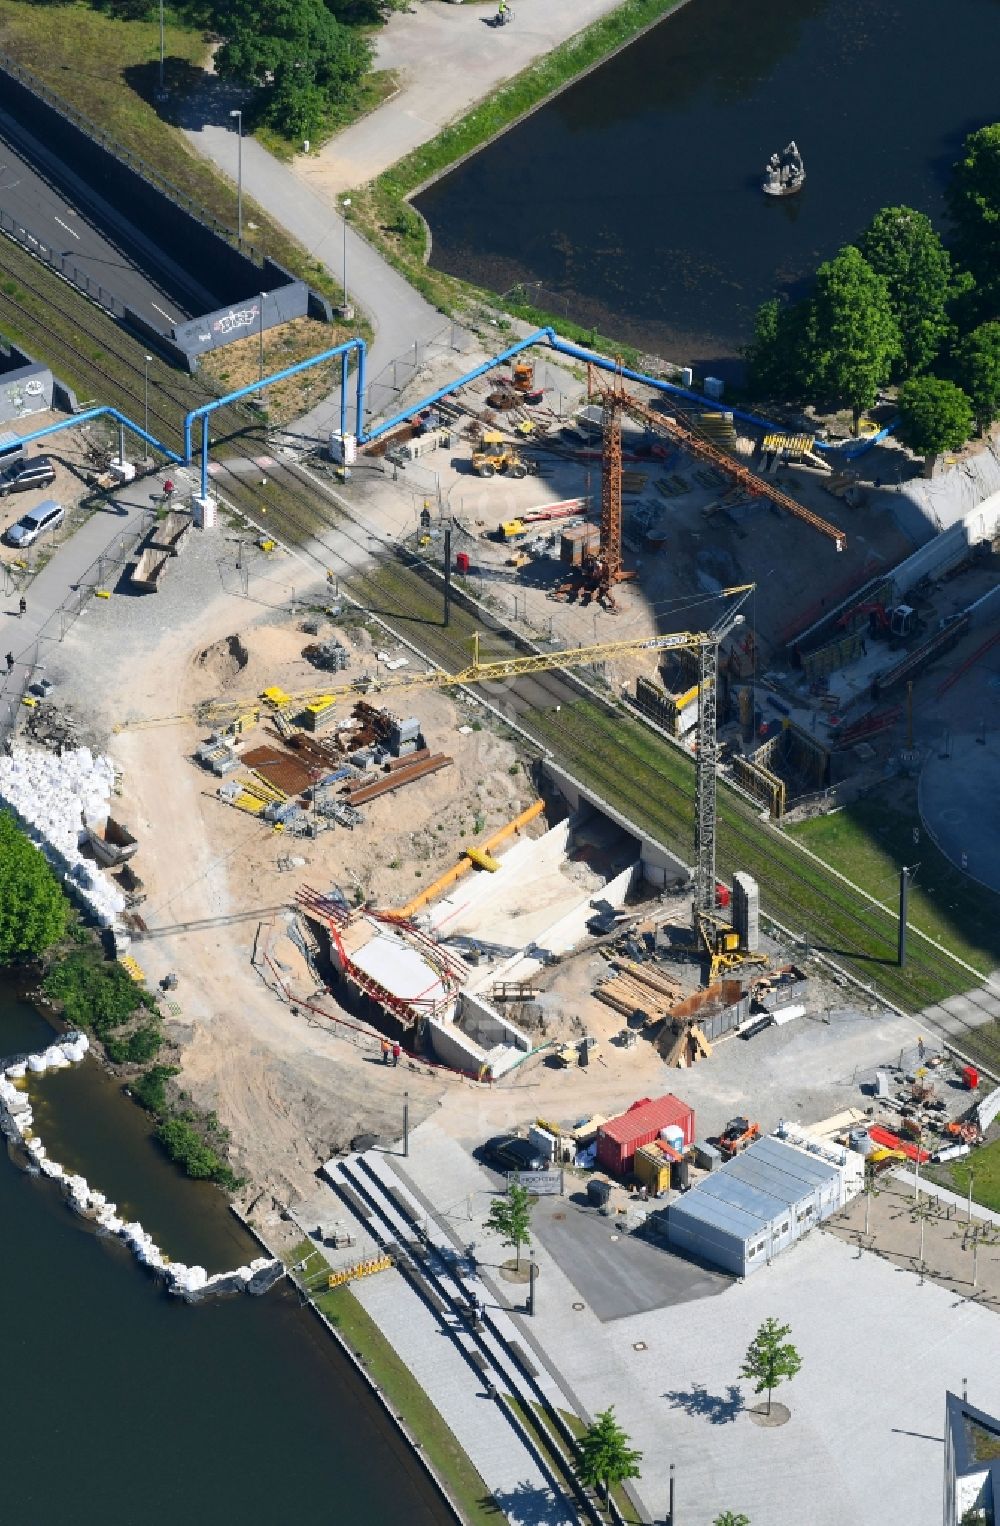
[[0, 118, 202, 330]]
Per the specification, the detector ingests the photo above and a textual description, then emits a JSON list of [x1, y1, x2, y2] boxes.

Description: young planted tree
[[486, 1181, 534, 1270], [714, 1514, 751, 1526], [896, 376, 973, 468], [956, 322, 1000, 436], [810, 246, 900, 427], [857, 205, 969, 379], [0, 812, 67, 962], [739, 1316, 802, 1416], [575, 1406, 642, 1503]]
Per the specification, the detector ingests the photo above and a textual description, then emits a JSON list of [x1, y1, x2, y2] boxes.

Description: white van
[[5, 498, 65, 548]]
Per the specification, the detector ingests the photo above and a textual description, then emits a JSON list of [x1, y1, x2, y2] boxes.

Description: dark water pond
[[0, 976, 446, 1525], [416, 0, 1000, 372]]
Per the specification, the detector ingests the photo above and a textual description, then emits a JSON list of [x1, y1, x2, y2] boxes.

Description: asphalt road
[[0, 116, 202, 331]]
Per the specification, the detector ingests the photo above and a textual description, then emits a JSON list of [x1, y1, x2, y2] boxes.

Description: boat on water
[[762, 141, 805, 197]]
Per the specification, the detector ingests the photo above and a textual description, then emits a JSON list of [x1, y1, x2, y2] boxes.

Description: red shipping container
[[596, 1094, 695, 1176]]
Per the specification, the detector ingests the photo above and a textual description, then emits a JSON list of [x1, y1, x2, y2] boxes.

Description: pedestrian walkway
[[0, 472, 170, 730]]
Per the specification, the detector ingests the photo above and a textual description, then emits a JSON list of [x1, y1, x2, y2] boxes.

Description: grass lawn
[[0, 0, 341, 301], [281, 1241, 498, 1526], [786, 782, 1000, 976], [946, 1139, 1000, 1215]]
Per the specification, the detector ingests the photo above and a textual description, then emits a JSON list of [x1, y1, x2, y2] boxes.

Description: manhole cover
[[572, 1302, 585, 1311], [633, 1341, 647, 1352]]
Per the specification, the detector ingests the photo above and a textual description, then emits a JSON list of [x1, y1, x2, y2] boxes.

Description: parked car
[[0, 456, 56, 497], [5, 498, 65, 548], [482, 1135, 545, 1174]]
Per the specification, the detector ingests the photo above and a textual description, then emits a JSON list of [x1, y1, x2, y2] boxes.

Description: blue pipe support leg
[[201, 416, 209, 500], [356, 342, 366, 440], [340, 352, 348, 440], [8, 406, 181, 464]]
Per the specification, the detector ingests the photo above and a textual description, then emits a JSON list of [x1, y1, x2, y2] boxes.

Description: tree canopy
[[0, 812, 67, 963], [739, 1316, 802, 1416], [575, 1407, 642, 1499], [486, 1181, 534, 1269], [956, 322, 1000, 435], [948, 124, 1000, 308], [214, 0, 372, 139], [896, 376, 973, 459], [857, 205, 968, 379], [810, 246, 900, 423], [745, 296, 819, 398]]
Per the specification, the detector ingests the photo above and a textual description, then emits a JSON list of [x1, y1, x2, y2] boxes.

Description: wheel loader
[[472, 432, 527, 479]]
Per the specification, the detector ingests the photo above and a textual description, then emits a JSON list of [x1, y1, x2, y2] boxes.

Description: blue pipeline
[[183, 337, 367, 497], [360, 325, 858, 456], [9, 406, 182, 463]]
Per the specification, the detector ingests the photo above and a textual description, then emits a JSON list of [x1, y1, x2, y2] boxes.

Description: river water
[[415, 0, 1000, 371], [0, 977, 446, 1525]]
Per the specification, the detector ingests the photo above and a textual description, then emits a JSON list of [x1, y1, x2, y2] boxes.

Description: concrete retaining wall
[[545, 762, 689, 886], [891, 492, 1000, 598]]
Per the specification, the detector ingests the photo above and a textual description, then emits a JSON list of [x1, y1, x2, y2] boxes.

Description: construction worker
[[18, 596, 26, 618], [163, 478, 174, 497], [380, 1038, 391, 1065], [496, 0, 507, 21], [5, 653, 13, 674], [392, 1041, 402, 1067]]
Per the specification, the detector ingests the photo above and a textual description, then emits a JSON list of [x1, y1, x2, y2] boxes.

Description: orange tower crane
[[583, 365, 846, 610]]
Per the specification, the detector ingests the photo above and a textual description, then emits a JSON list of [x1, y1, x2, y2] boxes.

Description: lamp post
[[143, 354, 152, 448], [230, 109, 243, 246], [341, 197, 351, 317], [258, 293, 266, 396], [158, 0, 165, 97]]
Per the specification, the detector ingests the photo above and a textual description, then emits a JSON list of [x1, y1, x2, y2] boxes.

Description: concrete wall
[[544, 762, 689, 886], [427, 1016, 489, 1074], [457, 991, 530, 1053], [891, 492, 1000, 599]]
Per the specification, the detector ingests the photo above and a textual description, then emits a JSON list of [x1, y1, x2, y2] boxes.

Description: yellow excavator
[[471, 432, 528, 479]]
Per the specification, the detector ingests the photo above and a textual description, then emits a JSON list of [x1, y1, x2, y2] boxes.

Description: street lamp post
[[341, 198, 351, 317], [143, 354, 152, 449], [158, 0, 165, 97], [258, 293, 266, 395], [230, 110, 243, 246]]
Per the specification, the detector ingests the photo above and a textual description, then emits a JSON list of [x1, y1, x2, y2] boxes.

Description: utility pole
[[258, 293, 266, 395], [230, 110, 243, 245], [527, 1259, 536, 1316], [143, 354, 152, 444], [158, 0, 165, 97], [443, 525, 452, 627], [898, 865, 910, 967], [341, 198, 352, 316], [403, 1090, 409, 1158]]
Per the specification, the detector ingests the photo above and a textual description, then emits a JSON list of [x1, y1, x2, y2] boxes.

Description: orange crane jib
[[588, 368, 846, 553]]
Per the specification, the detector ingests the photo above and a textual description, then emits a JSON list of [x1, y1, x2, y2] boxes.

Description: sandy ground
[[56, 559, 540, 1201], [294, 0, 634, 196]]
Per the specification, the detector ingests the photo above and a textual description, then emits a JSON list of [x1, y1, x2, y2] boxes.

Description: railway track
[[4, 228, 998, 1032]]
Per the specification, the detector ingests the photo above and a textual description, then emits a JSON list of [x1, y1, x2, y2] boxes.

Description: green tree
[[739, 1316, 802, 1416], [485, 1181, 534, 1270], [214, 0, 371, 139], [575, 1406, 642, 1502], [897, 376, 973, 463], [857, 205, 969, 379], [0, 812, 67, 962], [948, 124, 1000, 307], [745, 297, 820, 398], [811, 246, 900, 427], [956, 321, 1000, 435], [714, 1514, 751, 1526]]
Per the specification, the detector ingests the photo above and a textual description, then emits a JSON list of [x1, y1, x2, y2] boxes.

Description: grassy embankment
[[348, 0, 690, 348], [285, 1240, 498, 1526], [786, 785, 1000, 981], [0, 1, 339, 304]]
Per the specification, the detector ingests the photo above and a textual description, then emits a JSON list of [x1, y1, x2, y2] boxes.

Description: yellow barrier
[[396, 798, 545, 918], [327, 1254, 393, 1288]]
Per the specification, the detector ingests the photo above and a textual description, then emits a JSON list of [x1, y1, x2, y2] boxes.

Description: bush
[[0, 811, 67, 961], [131, 1064, 179, 1114], [155, 1116, 240, 1189], [44, 952, 151, 1035], [105, 1024, 164, 1065]]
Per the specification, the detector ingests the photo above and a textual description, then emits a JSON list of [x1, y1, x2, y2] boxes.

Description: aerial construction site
[[3, 265, 1000, 1526]]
